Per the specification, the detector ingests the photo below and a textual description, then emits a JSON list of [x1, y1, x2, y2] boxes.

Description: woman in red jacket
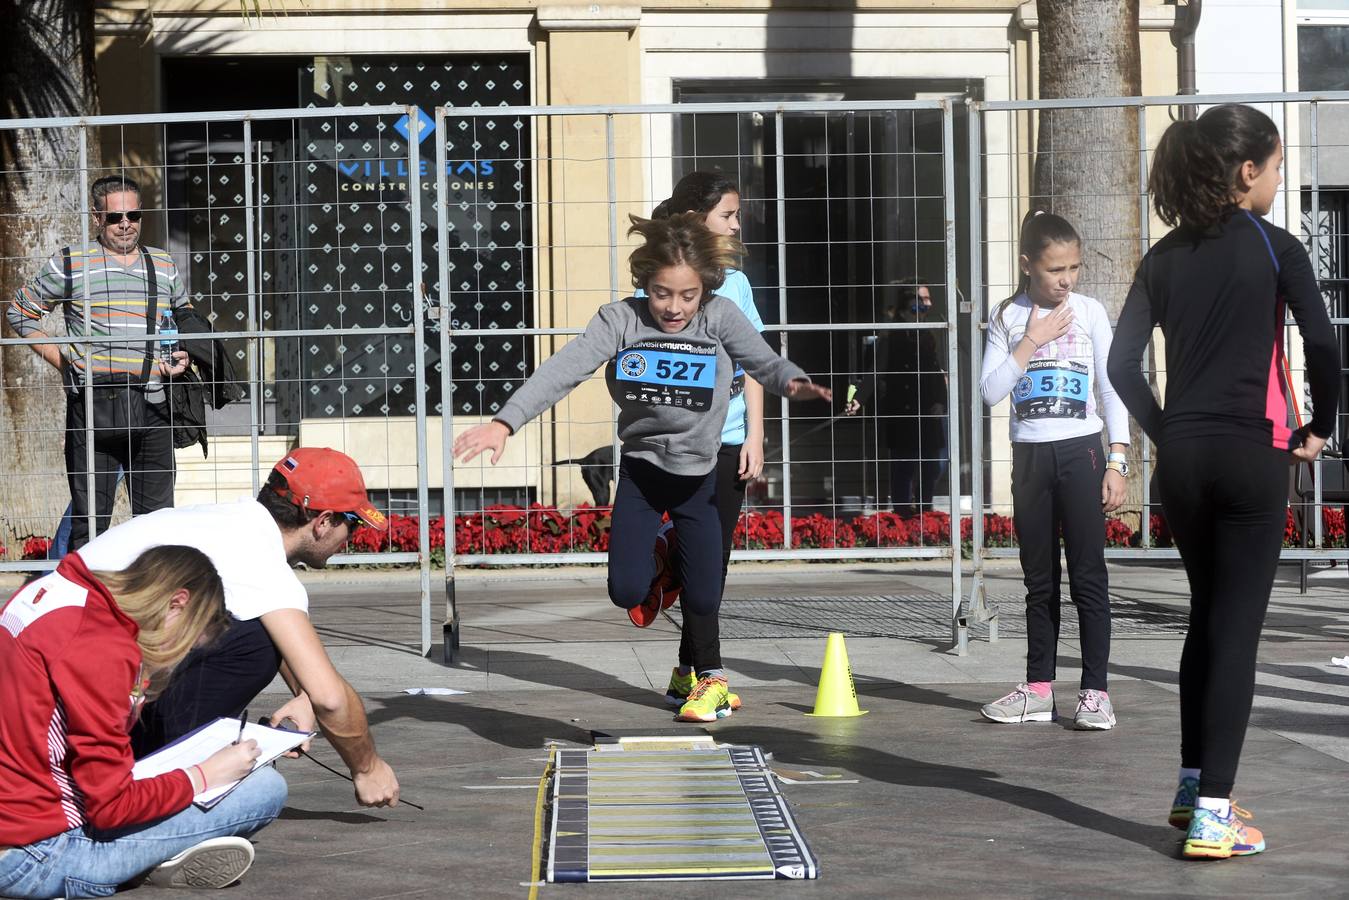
[[0, 546, 287, 897]]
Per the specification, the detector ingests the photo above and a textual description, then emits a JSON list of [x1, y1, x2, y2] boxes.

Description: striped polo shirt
[[7, 241, 188, 381]]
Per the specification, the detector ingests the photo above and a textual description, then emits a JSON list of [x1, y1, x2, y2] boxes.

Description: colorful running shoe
[[1073, 689, 1117, 730], [628, 522, 681, 628], [676, 675, 736, 722], [664, 667, 698, 705], [664, 667, 743, 710], [1169, 776, 1200, 829], [1183, 805, 1265, 859], [979, 684, 1057, 723]]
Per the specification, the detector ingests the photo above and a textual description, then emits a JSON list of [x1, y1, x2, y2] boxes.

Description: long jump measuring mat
[[543, 740, 819, 883]]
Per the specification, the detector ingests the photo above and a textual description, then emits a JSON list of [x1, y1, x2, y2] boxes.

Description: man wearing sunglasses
[[76, 446, 403, 808], [8, 174, 192, 549]]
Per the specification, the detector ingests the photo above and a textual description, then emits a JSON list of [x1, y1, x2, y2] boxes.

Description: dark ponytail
[[652, 171, 739, 219], [1150, 104, 1281, 232], [992, 211, 1081, 327]]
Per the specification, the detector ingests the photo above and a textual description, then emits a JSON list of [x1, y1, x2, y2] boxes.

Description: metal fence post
[[435, 106, 460, 663], [942, 100, 965, 652], [406, 105, 433, 655], [966, 100, 996, 644], [242, 119, 262, 495], [1136, 105, 1153, 549], [774, 109, 793, 550], [79, 125, 96, 543], [1309, 100, 1324, 549]]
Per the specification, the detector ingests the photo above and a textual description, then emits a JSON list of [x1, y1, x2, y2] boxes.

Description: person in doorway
[[453, 213, 831, 723], [845, 279, 947, 514], [75, 446, 402, 808], [978, 212, 1130, 731], [0, 545, 286, 896], [1107, 104, 1339, 860], [639, 171, 765, 721], [8, 174, 192, 550]]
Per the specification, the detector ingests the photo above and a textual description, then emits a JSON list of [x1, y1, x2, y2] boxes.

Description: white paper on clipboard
[[132, 718, 313, 809]]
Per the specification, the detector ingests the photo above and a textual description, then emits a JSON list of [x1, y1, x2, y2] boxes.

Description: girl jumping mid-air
[[453, 213, 831, 723]]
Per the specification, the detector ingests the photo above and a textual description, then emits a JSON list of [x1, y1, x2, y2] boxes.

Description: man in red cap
[[76, 446, 400, 808]]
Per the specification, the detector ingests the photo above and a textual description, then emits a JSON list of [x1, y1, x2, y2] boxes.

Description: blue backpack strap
[[1243, 209, 1280, 275]]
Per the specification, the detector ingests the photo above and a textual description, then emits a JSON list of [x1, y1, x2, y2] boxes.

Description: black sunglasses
[[101, 211, 143, 225], [340, 512, 364, 529]]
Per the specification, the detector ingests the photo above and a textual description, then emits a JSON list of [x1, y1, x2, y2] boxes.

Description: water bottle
[[158, 309, 179, 365]]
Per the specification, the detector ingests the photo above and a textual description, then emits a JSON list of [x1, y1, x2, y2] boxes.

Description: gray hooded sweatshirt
[[494, 297, 809, 476]]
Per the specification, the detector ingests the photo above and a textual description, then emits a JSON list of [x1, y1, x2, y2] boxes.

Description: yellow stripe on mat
[[527, 745, 557, 900]]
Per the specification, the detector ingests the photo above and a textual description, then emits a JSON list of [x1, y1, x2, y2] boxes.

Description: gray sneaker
[[145, 836, 254, 889], [1073, 689, 1117, 730], [980, 683, 1057, 723]]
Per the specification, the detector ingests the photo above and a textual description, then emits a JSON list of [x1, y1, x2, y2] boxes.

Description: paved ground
[[26, 558, 1349, 898]]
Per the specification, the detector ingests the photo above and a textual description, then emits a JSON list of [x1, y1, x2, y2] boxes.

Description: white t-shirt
[[980, 292, 1130, 445], [76, 499, 308, 621]]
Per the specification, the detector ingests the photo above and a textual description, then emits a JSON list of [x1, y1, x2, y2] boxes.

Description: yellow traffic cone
[[805, 632, 868, 717]]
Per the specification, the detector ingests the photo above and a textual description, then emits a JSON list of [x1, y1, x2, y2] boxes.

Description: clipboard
[[132, 717, 314, 809]]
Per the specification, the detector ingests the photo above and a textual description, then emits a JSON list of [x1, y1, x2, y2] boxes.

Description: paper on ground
[[1331, 656, 1349, 669], [132, 719, 312, 808], [401, 687, 468, 695]]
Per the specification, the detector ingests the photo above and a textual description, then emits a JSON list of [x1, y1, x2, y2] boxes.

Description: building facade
[[92, 1, 1188, 516]]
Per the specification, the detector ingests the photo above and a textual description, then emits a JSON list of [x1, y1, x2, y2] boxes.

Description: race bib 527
[[613, 346, 717, 411]]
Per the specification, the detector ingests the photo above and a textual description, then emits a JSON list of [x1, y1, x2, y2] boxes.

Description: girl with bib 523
[[979, 212, 1130, 731]]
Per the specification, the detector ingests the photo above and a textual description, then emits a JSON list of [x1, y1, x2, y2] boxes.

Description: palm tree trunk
[[0, 0, 99, 553], [1033, 0, 1152, 530]]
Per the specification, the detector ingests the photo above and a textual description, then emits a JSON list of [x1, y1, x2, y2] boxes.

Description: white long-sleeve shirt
[[981, 292, 1130, 445]]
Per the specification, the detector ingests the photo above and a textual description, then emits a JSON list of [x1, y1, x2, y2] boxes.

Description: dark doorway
[[670, 78, 978, 515]]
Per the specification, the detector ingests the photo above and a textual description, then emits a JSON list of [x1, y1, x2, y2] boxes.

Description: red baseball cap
[[271, 447, 388, 531]]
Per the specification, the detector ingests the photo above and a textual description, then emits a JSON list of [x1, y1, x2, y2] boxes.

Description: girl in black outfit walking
[[1107, 104, 1339, 860]]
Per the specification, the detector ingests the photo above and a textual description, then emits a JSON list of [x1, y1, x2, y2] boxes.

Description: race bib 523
[[1012, 359, 1090, 420]]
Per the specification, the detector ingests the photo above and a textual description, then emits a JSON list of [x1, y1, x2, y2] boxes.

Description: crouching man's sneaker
[[1073, 689, 1117, 730], [146, 837, 255, 889], [979, 684, 1057, 723]]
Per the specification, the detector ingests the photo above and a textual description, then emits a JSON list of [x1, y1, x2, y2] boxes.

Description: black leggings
[[608, 456, 723, 675], [1158, 437, 1288, 799], [676, 443, 746, 672], [1011, 433, 1111, 692], [131, 616, 282, 758]]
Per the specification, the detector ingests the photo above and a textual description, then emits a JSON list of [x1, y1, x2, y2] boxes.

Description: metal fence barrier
[[965, 91, 1349, 638], [3, 92, 1347, 661], [0, 106, 435, 651]]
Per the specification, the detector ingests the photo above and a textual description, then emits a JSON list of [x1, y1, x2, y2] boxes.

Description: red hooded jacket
[[0, 553, 192, 845]]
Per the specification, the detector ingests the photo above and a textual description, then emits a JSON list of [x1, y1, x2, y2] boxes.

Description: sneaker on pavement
[[979, 684, 1057, 723], [664, 667, 698, 705], [1073, 689, 1117, 731], [145, 836, 255, 889], [1169, 776, 1200, 829], [1183, 805, 1265, 859], [676, 675, 736, 722], [665, 667, 742, 710]]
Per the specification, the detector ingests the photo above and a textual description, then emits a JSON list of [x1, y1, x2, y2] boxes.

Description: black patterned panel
[[292, 56, 533, 420]]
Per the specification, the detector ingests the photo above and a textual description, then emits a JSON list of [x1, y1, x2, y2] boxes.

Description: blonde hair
[[93, 545, 228, 696], [628, 212, 743, 297]]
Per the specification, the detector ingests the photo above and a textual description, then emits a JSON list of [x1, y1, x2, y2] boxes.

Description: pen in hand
[[233, 709, 248, 745]]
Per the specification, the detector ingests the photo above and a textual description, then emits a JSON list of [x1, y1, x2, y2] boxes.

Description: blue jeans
[[0, 766, 286, 899]]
